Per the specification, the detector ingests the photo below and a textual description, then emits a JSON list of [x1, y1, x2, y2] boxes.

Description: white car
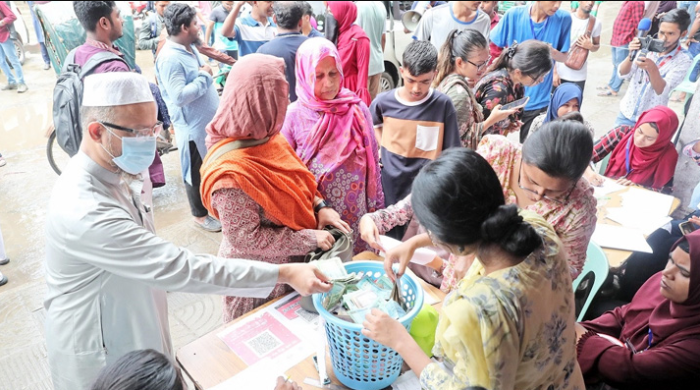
[[8, 1, 30, 65]]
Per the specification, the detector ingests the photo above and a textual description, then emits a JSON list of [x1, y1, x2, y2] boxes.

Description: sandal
[[596, 85, 610, 90], [597, 89, 618, 97]]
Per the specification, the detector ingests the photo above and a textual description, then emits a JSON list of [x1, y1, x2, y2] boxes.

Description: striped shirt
[[232, 13, 276, 57]]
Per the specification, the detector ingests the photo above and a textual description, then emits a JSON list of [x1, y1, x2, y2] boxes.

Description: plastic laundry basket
[[312, 261, 424, 390]]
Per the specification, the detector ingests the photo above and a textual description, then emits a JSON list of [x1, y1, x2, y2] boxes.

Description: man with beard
[[615, 8, 693, 127], [72, 1, 130, 73], [156, 3, 222, 232], [44, 72, 331, 390]]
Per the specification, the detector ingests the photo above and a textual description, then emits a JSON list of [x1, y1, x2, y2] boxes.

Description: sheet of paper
[[591, 224, 653, 253], [392, 370, 421, 390], [619, 187, 675, 218], [209, 360, 286, 390], [379, 235, 437, 265], [423, 287, 439, 305], [605, 207, 672, 236], [593, 178, 626, 198]]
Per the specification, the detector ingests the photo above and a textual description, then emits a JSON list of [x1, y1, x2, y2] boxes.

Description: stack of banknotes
[[311, 258, 407, 324]]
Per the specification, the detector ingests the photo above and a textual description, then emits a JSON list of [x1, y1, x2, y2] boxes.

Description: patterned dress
[[213, 188, 317, 322], [420, 211, 585, 390], [436, 73, 485, 149], [474, 68, 525, 136], [475, 135, 597, 280], [282, 102, 384, 254]]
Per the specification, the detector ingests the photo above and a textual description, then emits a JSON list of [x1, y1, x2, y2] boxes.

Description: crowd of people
[[2, 0, 700, 389]]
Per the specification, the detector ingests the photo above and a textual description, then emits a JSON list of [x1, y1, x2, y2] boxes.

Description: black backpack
[[52, 49, 127, 156]]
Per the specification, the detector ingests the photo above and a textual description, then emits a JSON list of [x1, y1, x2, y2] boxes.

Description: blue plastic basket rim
[[312, 261, 425, 330]]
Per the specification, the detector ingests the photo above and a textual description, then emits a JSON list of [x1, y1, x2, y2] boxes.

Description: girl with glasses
[[434, 29, 519, 149]]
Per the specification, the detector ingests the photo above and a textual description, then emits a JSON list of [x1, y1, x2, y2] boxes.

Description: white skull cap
[[82, 72, 154, 106]]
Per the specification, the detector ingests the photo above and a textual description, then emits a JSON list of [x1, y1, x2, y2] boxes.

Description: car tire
[[380, 71, 395, 93], [13, 38, 25, 66]]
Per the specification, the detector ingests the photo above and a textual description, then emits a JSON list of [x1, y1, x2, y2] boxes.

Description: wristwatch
[[314, 199, 331, 214]]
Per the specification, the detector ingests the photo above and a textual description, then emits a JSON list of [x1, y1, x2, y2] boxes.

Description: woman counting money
[[362, 148, 584, 390]]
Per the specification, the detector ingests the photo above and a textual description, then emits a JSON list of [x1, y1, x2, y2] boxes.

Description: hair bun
[[480, 204, 522, 242], [480, 205, 543, 257]]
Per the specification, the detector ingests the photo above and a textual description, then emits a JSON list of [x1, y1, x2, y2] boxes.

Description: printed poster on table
[[218, 311, 302, 366], [216, 293, 321, 368]]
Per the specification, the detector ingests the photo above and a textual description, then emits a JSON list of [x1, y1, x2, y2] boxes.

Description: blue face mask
[[102, 129, 156, 175]]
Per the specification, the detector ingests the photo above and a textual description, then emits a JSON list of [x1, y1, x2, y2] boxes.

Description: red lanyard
[[657, 45, 681, 70]]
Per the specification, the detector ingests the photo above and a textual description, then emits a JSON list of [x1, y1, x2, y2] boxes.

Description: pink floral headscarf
[[293, 37, 382, 213]]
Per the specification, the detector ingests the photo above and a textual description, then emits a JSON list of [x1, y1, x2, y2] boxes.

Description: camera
[[637, 36, 667, 57]]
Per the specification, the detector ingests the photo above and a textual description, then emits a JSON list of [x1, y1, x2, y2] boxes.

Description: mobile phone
[[679, 221, 697, 236], [501, 96, 530, 110]]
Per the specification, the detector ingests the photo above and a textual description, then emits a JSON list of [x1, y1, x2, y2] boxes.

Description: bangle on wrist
[[314, 199, 330, 214]]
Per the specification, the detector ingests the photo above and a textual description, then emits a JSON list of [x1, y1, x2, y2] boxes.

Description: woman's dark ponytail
[[485, 40, 552, 79], [480, 205, 542, 257]]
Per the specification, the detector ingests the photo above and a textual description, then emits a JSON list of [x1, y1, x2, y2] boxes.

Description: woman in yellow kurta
[[363, 148, 584, 390]]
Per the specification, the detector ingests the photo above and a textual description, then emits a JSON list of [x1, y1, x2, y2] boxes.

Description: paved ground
[[0, 2, 698, 390]]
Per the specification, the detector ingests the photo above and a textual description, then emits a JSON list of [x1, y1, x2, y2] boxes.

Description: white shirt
[[556, 12, 602, 81], [413, 4, 491, 50], [618, 46, 692, 122], [45, 152, 279, 390]]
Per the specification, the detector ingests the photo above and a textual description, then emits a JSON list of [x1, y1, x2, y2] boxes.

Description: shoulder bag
[[564, 15, 596, 71]]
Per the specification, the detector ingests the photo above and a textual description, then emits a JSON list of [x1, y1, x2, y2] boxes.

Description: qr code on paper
[[244, 330, 282, 357]]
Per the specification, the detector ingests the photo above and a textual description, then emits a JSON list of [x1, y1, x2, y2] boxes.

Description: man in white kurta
[[44, 72, 330, 390]]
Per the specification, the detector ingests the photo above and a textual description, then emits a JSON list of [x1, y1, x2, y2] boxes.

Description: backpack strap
[[61, 49, 78, 73], [78, 51, 128, 78]]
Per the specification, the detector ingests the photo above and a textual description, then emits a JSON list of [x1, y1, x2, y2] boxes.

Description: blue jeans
[[689, 42, 700, 82], [680, 2, 699, 26], [40, 42, 50, 65], [608, 45, 629, 92], [614, 111, 636, 127], [0, 39, 24, 84]]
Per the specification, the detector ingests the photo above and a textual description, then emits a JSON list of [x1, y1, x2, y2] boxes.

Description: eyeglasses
[[668, 256, 691, 278], [467, 55, 492, 72], [529, 72, 548, 86], [517, 163, 575, 205], [99, 121, 163, 138]]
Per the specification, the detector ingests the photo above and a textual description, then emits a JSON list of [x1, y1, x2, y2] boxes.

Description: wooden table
[[177, 254, 446, 390], [596, 186, 680, 268]]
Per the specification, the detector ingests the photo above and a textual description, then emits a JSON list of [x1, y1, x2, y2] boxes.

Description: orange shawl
[[200, 134, 318, 231]]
